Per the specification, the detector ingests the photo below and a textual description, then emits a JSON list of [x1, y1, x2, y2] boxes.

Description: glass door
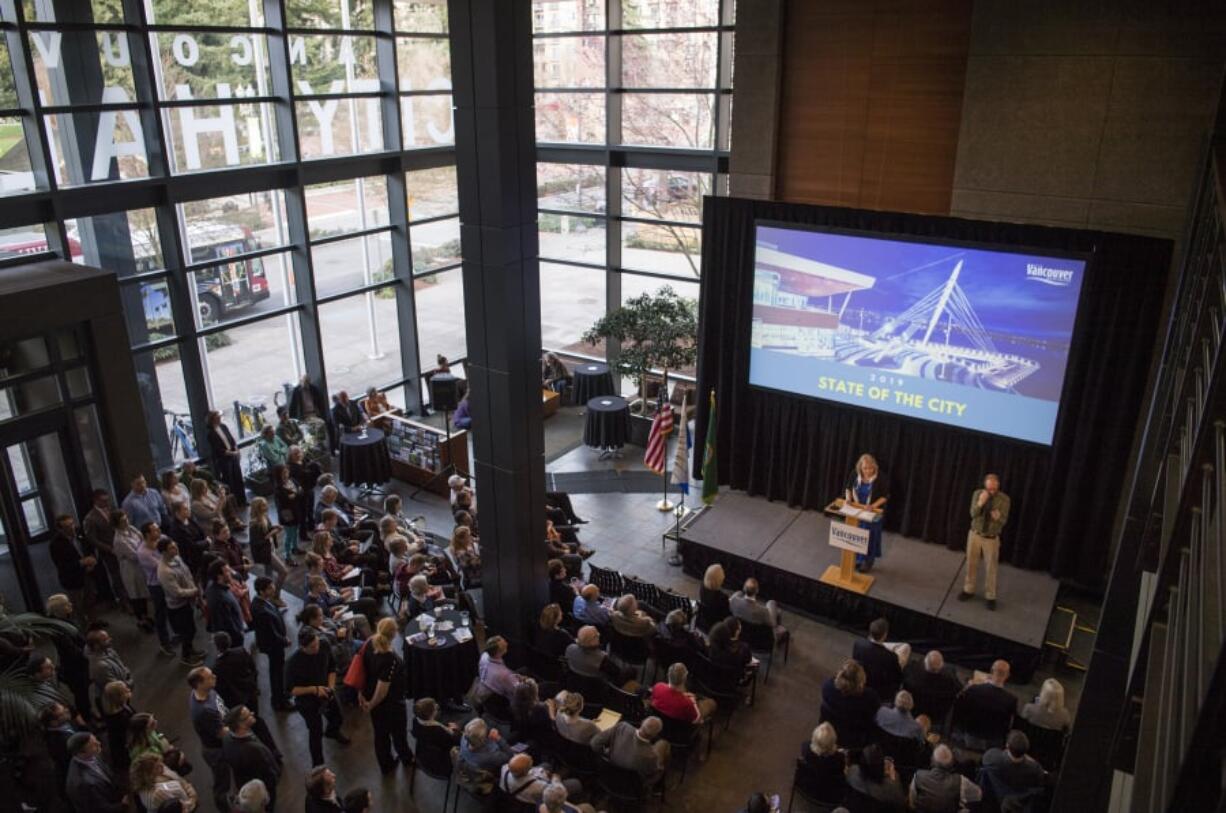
[[0, 414, 92, 612]]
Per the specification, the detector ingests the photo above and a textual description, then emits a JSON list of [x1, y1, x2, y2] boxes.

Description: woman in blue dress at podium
[[845, 453, 888, 572]]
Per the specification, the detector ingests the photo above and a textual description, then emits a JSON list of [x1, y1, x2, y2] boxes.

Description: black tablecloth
[[338, 428, 391, 487], [583, 395, 631, 449], [403, 607, 478, 700], [572, 362, 615, 404]]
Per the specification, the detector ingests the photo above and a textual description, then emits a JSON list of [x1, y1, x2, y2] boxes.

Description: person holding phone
[[286, 627, 349, 767]]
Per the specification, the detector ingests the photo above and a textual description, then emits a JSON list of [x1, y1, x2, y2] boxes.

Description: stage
[[676, 491, 1060, 681]]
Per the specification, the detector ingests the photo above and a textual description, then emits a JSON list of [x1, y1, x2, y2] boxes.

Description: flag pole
[[656, 444, 674, 512]]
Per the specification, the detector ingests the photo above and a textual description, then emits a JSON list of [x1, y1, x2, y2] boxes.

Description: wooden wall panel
[[776, 0, 972, 214]]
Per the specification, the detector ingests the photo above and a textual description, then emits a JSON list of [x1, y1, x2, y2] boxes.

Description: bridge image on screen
[[749, 225, 1087, 444]]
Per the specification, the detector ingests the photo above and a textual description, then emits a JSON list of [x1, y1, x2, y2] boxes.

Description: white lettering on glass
[[230, 35, 254, 66], [175, 84, 240, 170], [99, 32, 130, 68], [172, 34, 199, 67], [91, 86, 147, 181]]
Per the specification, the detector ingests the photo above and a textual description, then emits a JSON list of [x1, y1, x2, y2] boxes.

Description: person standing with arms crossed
[[959, 473, 1010, 611]]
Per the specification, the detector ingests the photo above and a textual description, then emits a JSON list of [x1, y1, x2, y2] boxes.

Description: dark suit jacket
[[961, 682, 1017, 741], [332, 400, 364, 434], [305, 797, 344, 813], [698, 586, 731, 629], [206, 424, 239, 468], [49, 532, 87, 590], [222, 732, 281, 794], [820, 678, 882, 746], [853, 638, 903, 699], [413, 718, 462, 752], [65, 757, 126, 812], [289, 382, 327, 421], [903, 661, 963, 721], [214, 646, 260, 709], [251, 597, 287, 653]]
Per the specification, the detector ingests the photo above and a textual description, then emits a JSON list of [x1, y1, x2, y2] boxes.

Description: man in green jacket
[[958, 473, 1010, 611]]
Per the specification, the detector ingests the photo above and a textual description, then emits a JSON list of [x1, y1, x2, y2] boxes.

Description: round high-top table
[[338, 428, 391, 498], [572, 362, 615, 405], [402, 606, 478, 702], [583, 395, 631, 459]]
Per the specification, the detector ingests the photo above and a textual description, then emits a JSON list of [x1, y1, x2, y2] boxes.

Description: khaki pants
[[964, 530, 1000, 600]]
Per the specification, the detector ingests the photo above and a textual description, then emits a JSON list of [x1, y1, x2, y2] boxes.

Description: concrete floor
[[76, 407, 1087, 812]]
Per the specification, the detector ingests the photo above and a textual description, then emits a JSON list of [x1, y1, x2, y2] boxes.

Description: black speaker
[[430, 373, 460, 411]]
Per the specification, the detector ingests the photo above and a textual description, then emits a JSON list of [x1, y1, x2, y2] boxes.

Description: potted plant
[[582, 286, 698, 446]]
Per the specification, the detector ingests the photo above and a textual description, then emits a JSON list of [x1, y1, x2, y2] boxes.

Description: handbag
[[343, 639, 369, 690]]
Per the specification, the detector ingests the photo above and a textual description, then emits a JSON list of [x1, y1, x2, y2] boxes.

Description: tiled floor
[[57, 411, 1088, 813]]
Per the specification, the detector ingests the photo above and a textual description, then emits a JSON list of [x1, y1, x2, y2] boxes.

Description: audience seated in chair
[[500, 752, 583, 807], [656, 609, 707, 657], [853, 618, 904, 700], [697, 564, 731, 631], [479, 636, 525, 703], [729, 577, 789, 646], [511, 678, 558, 748], [554, 691, 600, 746], [572, 585, 611, 627], [707, 617, 756, 690], [821, 659, 882, 748], [876, 690, 926, 742], [905, 650, 962, 727], [412, 698, 463, 752], [566, 625, 634, 686], [910, 744, 982, 813], [589, 715, 669, 789], [847, 743, 908, 811], [1020, 678, 1071, 732], [539, 780, 596, 813], [979, 729, 1050, 806], [534, 603, 575, 659], [459, 717, 513, 779], [956, 659, 1017, 749], [797, 721, 847, 804], [610, 595, 656, 639], [547, 560, 579, 611]]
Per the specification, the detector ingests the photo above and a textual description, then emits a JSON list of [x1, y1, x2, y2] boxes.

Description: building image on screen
[[749, 224, 1087, 444]]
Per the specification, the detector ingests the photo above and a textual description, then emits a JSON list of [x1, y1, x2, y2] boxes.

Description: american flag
[[644, 394, 674, 474]]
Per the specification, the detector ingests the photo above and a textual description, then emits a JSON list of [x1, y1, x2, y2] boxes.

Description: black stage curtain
[[694, 197, 1172, 588]]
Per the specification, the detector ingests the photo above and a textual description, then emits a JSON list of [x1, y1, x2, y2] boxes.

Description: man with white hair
[[590, 715, 670, 787], [540, 781, 596, 813], [875, 690, 925, 741], [459, 717, 513, 776], [610, 594, 655, 638], [910, 744, 981, 812], [234, 778, 270, 813], [904, 649, 963, 723]]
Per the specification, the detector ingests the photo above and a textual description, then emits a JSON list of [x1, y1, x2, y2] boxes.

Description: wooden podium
[[819, 499, 880, 595]]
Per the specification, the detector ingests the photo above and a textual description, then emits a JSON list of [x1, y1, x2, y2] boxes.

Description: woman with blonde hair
[[845, 452, 889, 571], [448, 524, 482, 587], [360, 616, 414, 774], [698, 562, 731, 631], [554, 690, 599, 745], [1022, 677, 1071, 730], [798, 720, 848, 800], [130, 752, 199, 811], [821, 659, 881, 747], [189, 477, 224, 532], [247, 497, 289, 598]]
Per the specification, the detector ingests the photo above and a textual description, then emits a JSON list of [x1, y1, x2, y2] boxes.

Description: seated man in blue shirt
[[875, 689, 927, 742], [458, 717, 512, 778], [572, 584, 610, 626]]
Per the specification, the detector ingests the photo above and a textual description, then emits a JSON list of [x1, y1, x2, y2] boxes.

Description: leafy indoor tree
[[0, 602, 76, 743], [582, 286, 698, 412]]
